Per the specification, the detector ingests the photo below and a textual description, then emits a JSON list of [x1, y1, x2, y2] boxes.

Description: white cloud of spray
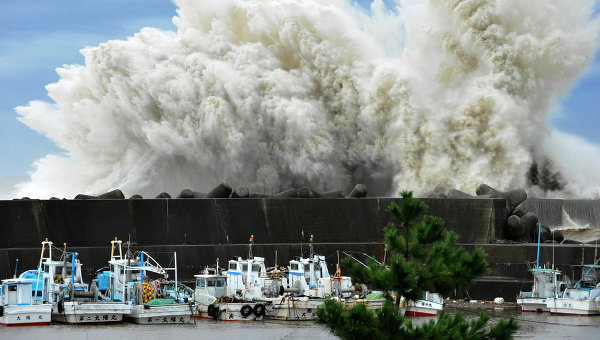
[[13, 0, 600, 199]]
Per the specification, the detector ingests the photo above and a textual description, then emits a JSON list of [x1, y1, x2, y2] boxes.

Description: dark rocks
[[520, 213, 539, 242], [511, 203, 527, 218], [206, 183, 233, 198], [446, 189, 473, 198], [551, 229, 564, 243], [129, 195, 143, 199], [97, 189, 125, 199], [177, 189, 195, 198], [74, 189, 125, 200], [476, 184, 502, 198], [532, 224, 551, 243], [274, 188, 299, 198], [66, 183, 363, 201], [347, 184, 368, 198], [501, 189, 527, 212], [74, 194, 96, 200], [230, 186, 249, 198], [297, 187, 322, 198], [506, 215, 525, 239]]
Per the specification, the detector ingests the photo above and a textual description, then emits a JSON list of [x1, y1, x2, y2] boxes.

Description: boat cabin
[[577, 264, 600, 289], [288, 255, 330, 289], [226, 257, 267, 291], [194, 272, 227, 305], [1, 279, 36, 306]]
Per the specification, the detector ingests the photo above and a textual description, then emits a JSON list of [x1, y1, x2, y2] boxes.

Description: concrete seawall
[[0, 197, 595, 301], [0, 198, 506, 248]]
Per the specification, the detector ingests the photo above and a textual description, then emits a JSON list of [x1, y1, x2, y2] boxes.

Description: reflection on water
[[2, 309, 599, 339]]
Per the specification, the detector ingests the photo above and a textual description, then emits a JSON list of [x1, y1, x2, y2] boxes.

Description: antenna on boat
[[39, 238, 52, 269], [552, 229, 555, 270], [216, 258, 219, 274], [111, 237, 123, 261], [309, 234, 314, 259], [536, 223, 541, 275], [336, 250, 342, 283], [300, 230, 304, 256], [248, 235, 254, 259], [274, 250, 278, 280], [13, 258, 18, 278]]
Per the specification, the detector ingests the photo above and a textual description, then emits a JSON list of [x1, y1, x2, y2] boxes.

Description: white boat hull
[[517, 297, 548, 312], [264, 297, 388, 321], [196, 302, 264, 321], [546, 298, 600, 316], [264, 297, 323, 321], [125, 304, 193, 324], [51, 302, 129, 323], [0, 304, 52, 326], [405, 299, 443, 317]]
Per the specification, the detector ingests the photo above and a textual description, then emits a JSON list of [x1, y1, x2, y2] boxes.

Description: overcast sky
[[1, 0, 599, 192]]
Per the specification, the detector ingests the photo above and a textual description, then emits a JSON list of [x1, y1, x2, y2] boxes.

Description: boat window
[[252, 264, 260, 272], [291, 263, 298, 271], [229, 262, 236, 270], [197, 279, 205, 288], [9, 285, 17, 292], [242, 264, 248, 272], [216, 279, 225, 287], [207, 279, 215, 287], [44, 264, 49, 272]]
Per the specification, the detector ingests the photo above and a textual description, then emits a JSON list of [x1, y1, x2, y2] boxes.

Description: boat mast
[[536, 223, 541, 275], [248, 234, 254, 259], [274, 250, 278, 280], [71, 252, 76, 285]]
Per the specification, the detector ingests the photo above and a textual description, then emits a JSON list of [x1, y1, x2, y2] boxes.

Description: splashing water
[[13, 0, 600, 198]]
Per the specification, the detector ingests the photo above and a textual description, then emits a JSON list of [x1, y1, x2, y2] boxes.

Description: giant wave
[[13, 0, 600, 199]]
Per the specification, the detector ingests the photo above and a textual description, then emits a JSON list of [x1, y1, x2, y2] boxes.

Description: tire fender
[[240, 304, 253, 318], [253, 303, 265, 317]]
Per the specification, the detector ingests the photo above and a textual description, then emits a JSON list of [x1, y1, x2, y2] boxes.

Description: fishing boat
[[516, 223, 567, 313], [193, 261, 269, 322], [343, 250, 443, 317], [401, 292, 444, 316], [545, 262, 600, 316], [517, 267, 565, 312], [264, 236, 364, 321], [0, 274, 52, 326], [195, 236, 278, 321], [29, 239, 130, 323], [97, 238, 194, 324]]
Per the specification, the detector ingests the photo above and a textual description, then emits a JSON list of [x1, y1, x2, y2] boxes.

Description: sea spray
[[13, 0, 600, 199]]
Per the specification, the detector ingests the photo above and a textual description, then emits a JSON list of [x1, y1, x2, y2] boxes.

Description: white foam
[[11, 0, 600, 199]]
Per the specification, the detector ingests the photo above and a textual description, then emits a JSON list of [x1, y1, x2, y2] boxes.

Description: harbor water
[[2, 308, 599, 339]]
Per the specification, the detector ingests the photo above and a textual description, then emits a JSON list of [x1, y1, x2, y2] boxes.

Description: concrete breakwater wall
[[0, 197, 597, 301], [0, 198, 506, 249]]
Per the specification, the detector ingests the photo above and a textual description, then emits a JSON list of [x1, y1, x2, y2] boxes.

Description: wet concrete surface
[[3, 304, 598, 340]]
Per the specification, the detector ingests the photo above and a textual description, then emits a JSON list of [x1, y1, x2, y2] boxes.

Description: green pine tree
[[316, 190, 519, 339]]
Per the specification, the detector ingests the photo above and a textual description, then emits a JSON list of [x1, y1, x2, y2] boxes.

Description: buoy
[[494, 297, 504, 304]]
